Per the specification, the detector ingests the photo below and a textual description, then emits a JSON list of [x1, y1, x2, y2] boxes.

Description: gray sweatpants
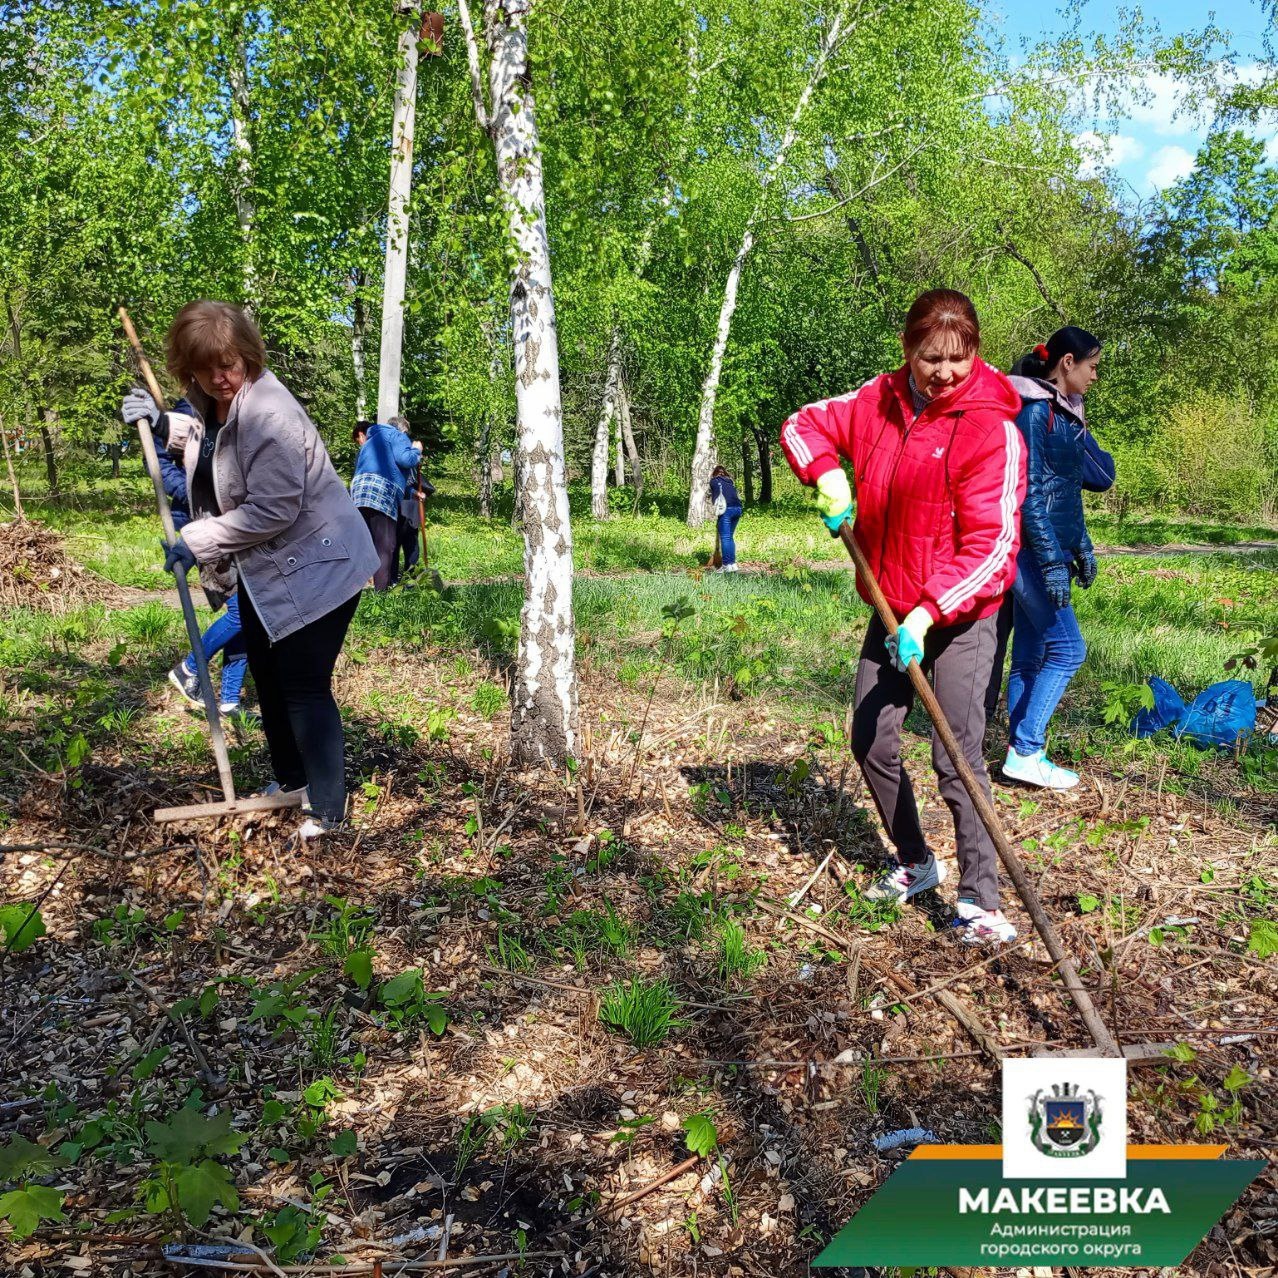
[[852, 613, 1001, 910]]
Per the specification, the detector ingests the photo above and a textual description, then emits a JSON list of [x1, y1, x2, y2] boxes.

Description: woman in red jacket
[[780, 290, 1027, 945]]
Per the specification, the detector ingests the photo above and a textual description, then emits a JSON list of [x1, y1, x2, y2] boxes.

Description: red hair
[[902, 289, 980, 357]]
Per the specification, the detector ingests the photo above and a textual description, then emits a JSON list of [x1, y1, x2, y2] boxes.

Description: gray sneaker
[[863, 853, 946, 903], [168, 662, 201, 706]]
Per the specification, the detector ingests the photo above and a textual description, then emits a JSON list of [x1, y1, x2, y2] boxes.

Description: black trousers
[[239, 588, 360, 823], [396, 514, 420, 577], [360, 508, 399, 591], [852, 613, 1001, 909]]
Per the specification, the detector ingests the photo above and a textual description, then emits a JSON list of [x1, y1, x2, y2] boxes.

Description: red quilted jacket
[[780, 359, 1026, 626]]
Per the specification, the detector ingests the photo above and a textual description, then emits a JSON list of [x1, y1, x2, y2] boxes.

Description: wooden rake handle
[[836, 520, 1120, 1057], [117, 306, 237, 805]]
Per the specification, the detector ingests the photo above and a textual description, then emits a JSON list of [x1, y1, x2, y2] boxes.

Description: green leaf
[[174, 1158, 238, 1227], [132, 1046, 170, 1081], [0, 904, 47, 953], [0, 1185, 65, 1237], [1246, 919, 1278, 959], [303, 1078, 342, 1111], [381, 969, 423, 1008], [1222, 1064, 1250, 1093], [425, 1003, 449, 1036], [163, 909, 185, 932], [681, 1112, 718, 1157], [329, 1129, 357, 1157], [1076, 893, 1100, 914], [198, 985, 221, 1018], [1164, 1042, 1197, 1063], [145, 1108, 243, 1164], [343, 948, 374, 990], [0, 1135, 66, 1181]]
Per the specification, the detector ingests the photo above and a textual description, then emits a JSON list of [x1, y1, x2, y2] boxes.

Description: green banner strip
[[814, 1158, 1265, 1268]]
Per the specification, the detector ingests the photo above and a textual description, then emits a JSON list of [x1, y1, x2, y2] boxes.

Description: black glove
[[1074, 545, 1098, 589], [1043, 561, 1072, 610], [162, 538, 198, 577], [420, 479, 436, 498]]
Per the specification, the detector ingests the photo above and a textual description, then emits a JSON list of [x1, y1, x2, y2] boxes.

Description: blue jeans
[[183, 590, 248, 706], [717, 506, 743, 565], [1007, 552, 1086, 755]]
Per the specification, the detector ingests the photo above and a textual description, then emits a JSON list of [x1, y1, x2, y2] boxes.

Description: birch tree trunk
[[590, 338, 621, 519], [1, 412, 24, 519], [351, 269, 368, 421], [685, 7, 847, 526], [228, 23, 258, 308], [461, 0, 578, 765], [477, 414, 495, 518], [377, 7, 419, 422], [614, 405, 625, 488], [619, 376, 642, 501]]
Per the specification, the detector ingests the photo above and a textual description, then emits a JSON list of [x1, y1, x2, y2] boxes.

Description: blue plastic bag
[[1131, 676, 1185, 738], [1175, 680, 1256, 749]]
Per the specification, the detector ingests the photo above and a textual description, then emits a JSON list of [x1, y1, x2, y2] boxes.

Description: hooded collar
[[1009, 374, 1086, 424]]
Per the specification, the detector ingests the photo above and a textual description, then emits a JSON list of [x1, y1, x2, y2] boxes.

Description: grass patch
[[599, 976, 684, 1047]]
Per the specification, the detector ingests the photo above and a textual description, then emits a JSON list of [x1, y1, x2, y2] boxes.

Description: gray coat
[[174, 370, 378, 643]]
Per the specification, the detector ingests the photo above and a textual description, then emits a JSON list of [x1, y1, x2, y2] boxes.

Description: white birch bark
[[228, 24, 258, 309], [619, 374, 642, 499], [590, 337, 621, 519], [461, 0, 578, 765], [351, 270, 368, 421], [376, 9, 419, 422], [614, 402, 625, 487], [685, 6, 848, 526]]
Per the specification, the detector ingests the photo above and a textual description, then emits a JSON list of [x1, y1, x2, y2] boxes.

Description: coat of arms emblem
[[1029, 1082, 1103, 1158]]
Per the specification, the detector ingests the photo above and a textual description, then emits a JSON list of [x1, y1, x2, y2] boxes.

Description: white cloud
[[1146, 145, 1196, 190], [1074, 130, 1146, 177]]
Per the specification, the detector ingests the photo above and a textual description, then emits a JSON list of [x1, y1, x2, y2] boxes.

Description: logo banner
[[814, 1147, 1263, 1269]]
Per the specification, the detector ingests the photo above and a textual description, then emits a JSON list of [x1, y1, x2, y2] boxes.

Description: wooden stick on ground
[[836, 522, 1121, 1057]]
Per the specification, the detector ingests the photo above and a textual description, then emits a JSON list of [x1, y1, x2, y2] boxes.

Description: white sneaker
[[1003, 747, 1079, 790], [953, 901, 1017, 946], [723, 563, 739, 573], [863, 852, 946, 903], [298, 816, 338, 840]]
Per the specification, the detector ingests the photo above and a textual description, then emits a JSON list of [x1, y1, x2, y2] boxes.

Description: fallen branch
[[553, 1153, 701, 1235], [160, 1250, 564, 1274]]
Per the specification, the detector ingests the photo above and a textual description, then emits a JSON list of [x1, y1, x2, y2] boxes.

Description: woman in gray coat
[[161, 301, 378, 836]]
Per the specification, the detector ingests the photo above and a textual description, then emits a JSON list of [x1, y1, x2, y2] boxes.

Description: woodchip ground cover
[[0, 510, 1275, 1277]]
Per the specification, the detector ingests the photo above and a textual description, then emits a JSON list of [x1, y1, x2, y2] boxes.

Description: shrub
[[1154, 391, 1274, 520]]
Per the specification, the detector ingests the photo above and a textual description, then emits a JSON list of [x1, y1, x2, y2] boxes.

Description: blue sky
[[978, 0, 1277, 199]]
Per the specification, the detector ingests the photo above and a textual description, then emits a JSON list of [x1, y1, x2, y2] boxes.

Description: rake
[[118, 306, 306, 824]]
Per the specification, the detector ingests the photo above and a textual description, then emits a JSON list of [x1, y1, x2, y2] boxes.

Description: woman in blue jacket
[[351, 417, 423, 590], [709, 465, 743, 572], [1003, 327, 1110, 789]]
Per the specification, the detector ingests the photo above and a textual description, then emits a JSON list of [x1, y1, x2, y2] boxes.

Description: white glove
[[121, 387, 159, 426]]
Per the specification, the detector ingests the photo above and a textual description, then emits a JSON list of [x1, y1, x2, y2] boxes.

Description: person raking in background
[[391, 416, 436, 581], [780, 289, 1027, 946], [122, 386, 249, 717], [709, 464, 743, 573], [998, 326, 1111, 790], [351, 414, 423, 590], [159, 300, 378, 838]]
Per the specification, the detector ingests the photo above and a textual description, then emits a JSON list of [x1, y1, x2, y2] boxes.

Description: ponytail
[[1014, 326, 1101, 379]]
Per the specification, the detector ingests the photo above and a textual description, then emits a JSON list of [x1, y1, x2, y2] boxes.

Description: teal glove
[[885, 606, 933, 673], [815, 468, 852, 536]]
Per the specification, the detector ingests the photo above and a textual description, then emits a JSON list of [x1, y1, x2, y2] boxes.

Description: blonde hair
[[166, 300, 267, 386]]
